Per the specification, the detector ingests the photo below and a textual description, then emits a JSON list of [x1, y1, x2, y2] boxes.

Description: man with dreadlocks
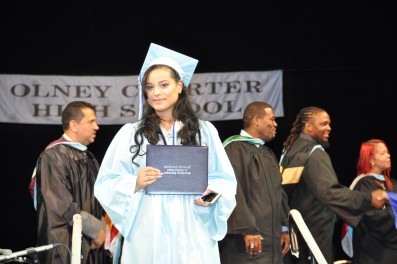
[[279, 106, 388, 264]]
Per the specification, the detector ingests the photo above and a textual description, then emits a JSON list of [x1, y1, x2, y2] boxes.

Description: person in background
[[35, 101, 106, 264], [219, 101, 290, 264], [94, 43, 237, 264], [349, 139, 397, 264], [280, 106, 388, 264]]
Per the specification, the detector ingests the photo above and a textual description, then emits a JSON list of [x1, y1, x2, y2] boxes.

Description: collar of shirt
[[240, 130, 265, 148], [61, 133, 87, 151]]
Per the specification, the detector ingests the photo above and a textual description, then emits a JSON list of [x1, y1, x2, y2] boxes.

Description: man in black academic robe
[[281, 134, 372, 263], [280, 106, 387, 264], [219, 102, 290, 264], [35, 101, 107, 264]]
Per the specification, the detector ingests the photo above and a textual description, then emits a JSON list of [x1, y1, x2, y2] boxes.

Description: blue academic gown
[[94, 120, 237, 264]]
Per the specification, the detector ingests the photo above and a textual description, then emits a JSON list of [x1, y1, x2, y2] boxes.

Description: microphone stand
[[0, 244, 56, 263], [24, 251, 39, 264], [1, 213, 81, 263]]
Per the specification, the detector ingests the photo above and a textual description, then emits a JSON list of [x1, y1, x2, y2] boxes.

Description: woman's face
[[145, 67, 183, 117], [371, 143, 391, 173]]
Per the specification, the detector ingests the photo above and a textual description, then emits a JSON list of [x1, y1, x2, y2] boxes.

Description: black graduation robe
[[352, 176, 397, 264], [219, 140, 289, 264], [280, 134, 372, 264], [36, 141, 106, 264]]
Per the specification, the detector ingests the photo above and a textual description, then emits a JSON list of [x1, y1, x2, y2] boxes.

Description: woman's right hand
[[135, 166, 163, 192]]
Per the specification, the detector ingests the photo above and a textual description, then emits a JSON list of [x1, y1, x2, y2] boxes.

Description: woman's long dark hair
[[131, 65, 201, 164]]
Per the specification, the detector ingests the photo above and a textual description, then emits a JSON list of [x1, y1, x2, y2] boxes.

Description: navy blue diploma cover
[[145, 145, 208, 194]]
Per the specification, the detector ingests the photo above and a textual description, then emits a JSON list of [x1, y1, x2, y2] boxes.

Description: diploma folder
[[145, 145, 208, 195]]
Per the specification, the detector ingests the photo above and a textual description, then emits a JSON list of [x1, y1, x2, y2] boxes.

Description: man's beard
[[320, 140, 330, 149]]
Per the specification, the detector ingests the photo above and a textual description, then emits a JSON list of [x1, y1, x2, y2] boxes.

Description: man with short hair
[[219, 101, 290, 264], [34, 101, 106, 264]]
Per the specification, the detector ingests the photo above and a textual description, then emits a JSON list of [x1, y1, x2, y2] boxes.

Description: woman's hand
[[135, 166, 162, 192], [194, 189, 214, 207]]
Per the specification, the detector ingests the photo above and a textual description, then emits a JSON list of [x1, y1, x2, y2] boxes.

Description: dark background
[[1, 2, 396, 261]]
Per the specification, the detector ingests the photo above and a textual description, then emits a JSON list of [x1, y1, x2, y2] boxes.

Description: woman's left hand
[[193, 189, 212, 207]]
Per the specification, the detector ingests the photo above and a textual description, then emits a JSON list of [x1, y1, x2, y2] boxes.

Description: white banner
[[0, 71, 283, 125]]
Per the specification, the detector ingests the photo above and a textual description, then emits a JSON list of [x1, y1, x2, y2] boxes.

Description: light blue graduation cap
[[137, 43, 199, 119]]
